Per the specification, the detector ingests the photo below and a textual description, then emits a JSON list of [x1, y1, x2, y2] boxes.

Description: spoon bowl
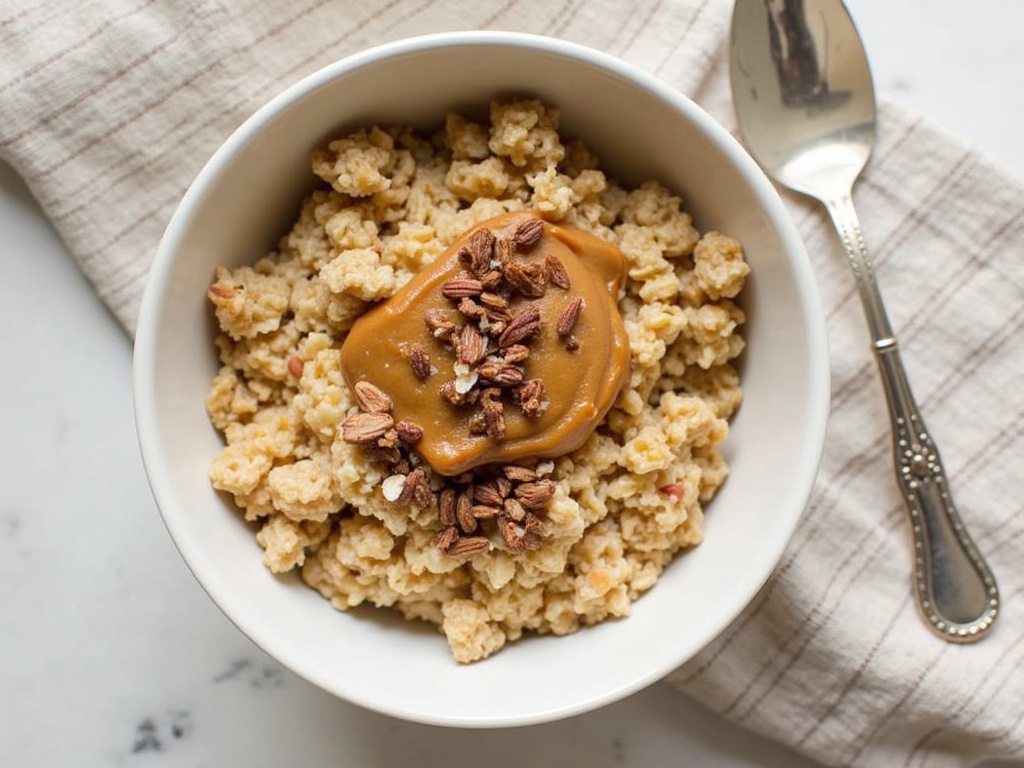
[[731, 0, 874, 199], [729, 0, 999, 642]]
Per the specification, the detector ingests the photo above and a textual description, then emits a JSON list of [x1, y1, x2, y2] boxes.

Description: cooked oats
[[207, 97, 748, 663]]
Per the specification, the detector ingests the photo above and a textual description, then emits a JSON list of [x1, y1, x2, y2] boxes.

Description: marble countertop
[[2, 2, 1022, 765]]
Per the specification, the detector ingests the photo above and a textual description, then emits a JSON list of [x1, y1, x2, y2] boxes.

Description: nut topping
[[467, 411, 488, 435], [459, 227, 496, 276], [398, 467, 433, 508], [424, 308, 456, 339], [503, 497, 526, 522], [433, 525, 459, 551], [408, 343, 433, 380], [480, 269, 504, 291], [353, 380, 393, 413], [473, 483, 504, 507], [377, 428, 399, 449], [441, 277, 484, 298], [444, 536, 492, 559], [514, 479, 556, 508], [557, 296, 583, 338], [502, 260, 546, 298], [470, 504, 501, 519], [456, 490, 476, 533], [479, 292, 510, 314], [440, 380, 473, 406], [342, 411, 395, 444], [456, 296, 485, 319], [477, 361, 524, 387], [438, 487, 457, 526], [544, 254, 571, 290], [520, 511, 543, 534], [517, 379, 548, 417], [500, 344, 529, 364], [395, 420, 424, 443], [495, 477, 512, 498], [343, 344, 563, 556], [482, 394, 506, 439], [368, 444, 402, 465], [502, 464, 538, 483], [498, 305, 541, 348], [457, 324, 486, 366], [496, 515, 541, 552], [433, 207, 578, 469], [511, 217, 544, 251], [495, 235, 514, 265]]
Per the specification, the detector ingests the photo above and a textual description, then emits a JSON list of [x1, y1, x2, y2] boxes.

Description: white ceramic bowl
[[134, 31, 829, 727]]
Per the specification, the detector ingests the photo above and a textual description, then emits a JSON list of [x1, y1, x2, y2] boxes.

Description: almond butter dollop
[[340, 211, 630, 475]]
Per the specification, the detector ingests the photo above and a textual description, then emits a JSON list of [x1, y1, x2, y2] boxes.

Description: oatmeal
[[206, 97, 749, 663]]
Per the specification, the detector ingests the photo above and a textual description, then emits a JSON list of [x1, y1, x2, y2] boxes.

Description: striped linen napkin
[[2, 1, 1021, 765]]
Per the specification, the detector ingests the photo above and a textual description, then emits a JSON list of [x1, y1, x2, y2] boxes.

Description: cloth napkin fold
[[2, 1, 1021, 766]]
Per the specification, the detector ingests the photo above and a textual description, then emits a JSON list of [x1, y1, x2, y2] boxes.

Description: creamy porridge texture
[[205, 98, 749, 663]]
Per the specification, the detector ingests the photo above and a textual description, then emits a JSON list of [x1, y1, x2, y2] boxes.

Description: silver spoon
[[729, 0, 999, 642]]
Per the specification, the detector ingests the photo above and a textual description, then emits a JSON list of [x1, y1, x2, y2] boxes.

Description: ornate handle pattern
[[825, 193, 999, 641], [875, 342, 999, 640]]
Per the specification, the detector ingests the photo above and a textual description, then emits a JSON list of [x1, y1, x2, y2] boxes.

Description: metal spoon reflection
[[730, 0, 999, 642]]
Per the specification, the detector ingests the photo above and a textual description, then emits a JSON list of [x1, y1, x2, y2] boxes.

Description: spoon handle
[[824, 193, 999, 642]]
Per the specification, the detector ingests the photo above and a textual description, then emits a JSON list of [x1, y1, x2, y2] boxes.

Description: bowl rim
[[133, 29, 830, 727]]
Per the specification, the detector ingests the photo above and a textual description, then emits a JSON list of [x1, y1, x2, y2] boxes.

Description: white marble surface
[[2, 2, 1022, 765]]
